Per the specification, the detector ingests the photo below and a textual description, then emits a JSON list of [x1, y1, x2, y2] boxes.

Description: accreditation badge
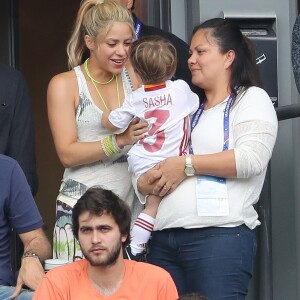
[[196, 175, 229, 216]]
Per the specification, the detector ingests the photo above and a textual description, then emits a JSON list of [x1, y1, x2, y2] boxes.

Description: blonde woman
[[48, 0, 147, 261]]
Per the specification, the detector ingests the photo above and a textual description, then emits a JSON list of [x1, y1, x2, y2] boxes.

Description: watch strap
[[186, 155, 192, 166], [22, 251, 40, 261]]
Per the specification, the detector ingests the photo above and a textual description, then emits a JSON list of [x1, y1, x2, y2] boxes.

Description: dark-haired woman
[[138, 18, 278, 299]]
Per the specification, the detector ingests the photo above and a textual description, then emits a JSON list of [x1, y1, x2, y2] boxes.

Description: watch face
[[185, 166, 195, 176]]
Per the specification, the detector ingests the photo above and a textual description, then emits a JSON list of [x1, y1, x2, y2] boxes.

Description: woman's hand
[[148, 156, 186, 197], [137, 165, 163, 196], [116, 117, 148, 147]]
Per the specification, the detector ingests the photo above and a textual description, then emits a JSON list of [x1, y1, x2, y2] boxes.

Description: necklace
[[84, 59, 120, 110], [84, 58, 115, 84]]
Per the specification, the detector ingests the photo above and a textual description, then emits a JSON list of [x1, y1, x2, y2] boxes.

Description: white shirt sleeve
[[108, 93, 136, 129], [233, 87, 278, 178], [177, 79, 200, 115]]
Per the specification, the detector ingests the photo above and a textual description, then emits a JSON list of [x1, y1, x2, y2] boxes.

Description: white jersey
[[109, 79, 199, 177]]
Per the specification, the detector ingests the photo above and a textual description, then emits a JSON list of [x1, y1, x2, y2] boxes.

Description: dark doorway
[[0, 0, 81, 247]]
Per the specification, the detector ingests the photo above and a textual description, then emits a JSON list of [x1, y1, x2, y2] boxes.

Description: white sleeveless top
[[59, 66, 135, 208]]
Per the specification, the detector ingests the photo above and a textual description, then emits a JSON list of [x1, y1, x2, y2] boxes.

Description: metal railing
[[276, 103, 300, 121], [256, 102, 300, 300]]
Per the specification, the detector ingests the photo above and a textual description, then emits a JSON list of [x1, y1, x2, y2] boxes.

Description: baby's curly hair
[[130, 35, 177, 84]]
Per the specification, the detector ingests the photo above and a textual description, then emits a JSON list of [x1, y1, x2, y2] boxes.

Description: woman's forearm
[[192, 150, 237, 178]]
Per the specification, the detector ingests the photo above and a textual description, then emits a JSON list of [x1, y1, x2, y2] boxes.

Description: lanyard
[[189, 94, 235, 183], [134, 18, 142, 40], [190, 93, 235, 155]]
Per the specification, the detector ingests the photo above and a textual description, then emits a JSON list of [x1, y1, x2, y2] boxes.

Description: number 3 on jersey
[[140, 110, 169, 153]]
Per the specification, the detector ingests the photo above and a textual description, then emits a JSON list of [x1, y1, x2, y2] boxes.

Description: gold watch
[[184, 155, 195, 177]]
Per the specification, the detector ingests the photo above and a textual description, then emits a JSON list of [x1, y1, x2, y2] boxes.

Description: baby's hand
[[117, 117, 148, 146]]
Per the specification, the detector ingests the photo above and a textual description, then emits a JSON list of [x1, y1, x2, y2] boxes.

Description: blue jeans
[[148, 225, 257, 300], [0, 286, 33, 300]]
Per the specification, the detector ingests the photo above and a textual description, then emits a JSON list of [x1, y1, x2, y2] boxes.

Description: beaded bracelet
[[100, 138, 110, 156], [100, 135, 122, 157], [112, 134, 123, 152]]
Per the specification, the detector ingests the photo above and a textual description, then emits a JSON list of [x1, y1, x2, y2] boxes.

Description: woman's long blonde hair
[[67, 0, 134, 69]]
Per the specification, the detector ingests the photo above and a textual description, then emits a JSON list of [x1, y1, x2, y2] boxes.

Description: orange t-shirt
[[33, 259, 178, 299]]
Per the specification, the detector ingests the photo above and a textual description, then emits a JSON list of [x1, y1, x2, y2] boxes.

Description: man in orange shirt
[[33, 187, 178, 299]]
